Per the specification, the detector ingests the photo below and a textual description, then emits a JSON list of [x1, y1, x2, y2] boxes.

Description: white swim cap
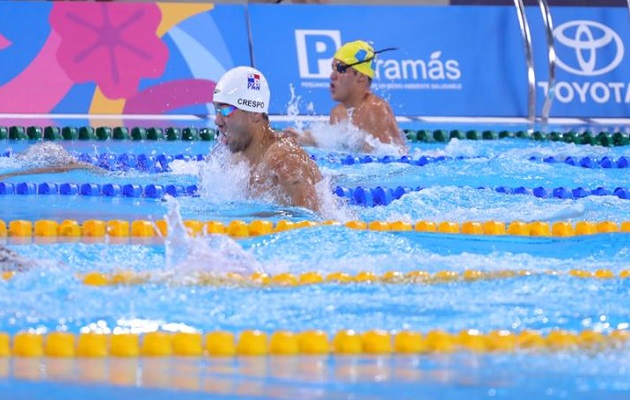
[[213, 66, 270, 114]]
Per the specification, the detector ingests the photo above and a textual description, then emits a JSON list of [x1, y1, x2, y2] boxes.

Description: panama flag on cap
[[247, 73, 261, 91]]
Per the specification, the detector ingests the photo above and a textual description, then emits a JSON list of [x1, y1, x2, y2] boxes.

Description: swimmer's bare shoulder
[[362, 94, 408, 151], [263, 136, 321, 211], [330, 103, 346, 124], [268, 136, 320, 175]]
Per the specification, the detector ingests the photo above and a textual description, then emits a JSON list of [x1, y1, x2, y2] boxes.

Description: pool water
[[0, 118, 629, 399]]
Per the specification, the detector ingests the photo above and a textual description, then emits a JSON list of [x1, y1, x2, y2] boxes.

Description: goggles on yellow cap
[[333, 41, 398, 78]]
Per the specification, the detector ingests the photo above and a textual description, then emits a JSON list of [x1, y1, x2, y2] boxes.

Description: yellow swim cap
[[334, 40, 376, 79]]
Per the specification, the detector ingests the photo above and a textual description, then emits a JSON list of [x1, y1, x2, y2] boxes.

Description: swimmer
[[212, 66, 323, 212], [0, 142, 100, 181], [284, 40, 408, 155]]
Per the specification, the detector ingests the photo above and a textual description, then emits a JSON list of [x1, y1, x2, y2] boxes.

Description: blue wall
[[0, 2, 628, 117]]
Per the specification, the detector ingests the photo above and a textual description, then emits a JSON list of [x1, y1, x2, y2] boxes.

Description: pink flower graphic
[[50, 2, 168, 99], [0, 33, 10, 51]]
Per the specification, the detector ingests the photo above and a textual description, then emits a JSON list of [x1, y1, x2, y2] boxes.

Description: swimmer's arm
[[0, 162, 102, 181], [266, 145, 321, 212], [282, 105, 346, 148], [282, 127, 317, 147]]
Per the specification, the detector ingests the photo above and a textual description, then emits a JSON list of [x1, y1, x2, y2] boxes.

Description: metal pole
[[538, 0, 556, 127], [513, 0, 536, 124]]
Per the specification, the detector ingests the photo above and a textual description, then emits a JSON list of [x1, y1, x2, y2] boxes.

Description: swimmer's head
[[213, 66, 270, 114], [334, 40, 376, 79]]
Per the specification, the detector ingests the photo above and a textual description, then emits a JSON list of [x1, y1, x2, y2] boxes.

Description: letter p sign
[[295, 30, 341, 79]]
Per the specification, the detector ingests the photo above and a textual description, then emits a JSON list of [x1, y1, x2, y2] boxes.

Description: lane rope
[[404, 128, 630, 147], [0, 328, 627, 357], [0, 151, 207, 173], [333, 185, 630, 206], [1, 181, 629, 207], [1, 125, 629, 147], [531, 155, 630, 169], [0, 126, 216, 141], [1, 219, 629, 238], [5, 150, 628, 171], [54, 268, 630, 288]]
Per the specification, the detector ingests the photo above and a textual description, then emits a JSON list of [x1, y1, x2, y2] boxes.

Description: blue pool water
[[0, 117, 629, 399]]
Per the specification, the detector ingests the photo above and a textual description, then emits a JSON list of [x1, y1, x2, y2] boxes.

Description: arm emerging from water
[[282, 126, 318, 147], [330, 99, 408, 154], [0, 162, 102, 181], [0, 142, 105, 181]]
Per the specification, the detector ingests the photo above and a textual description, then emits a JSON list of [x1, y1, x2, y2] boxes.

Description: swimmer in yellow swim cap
[[286, 40, 408, 154]]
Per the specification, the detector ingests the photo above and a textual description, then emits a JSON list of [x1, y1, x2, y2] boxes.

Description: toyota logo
[[554, 20, 624, 76]]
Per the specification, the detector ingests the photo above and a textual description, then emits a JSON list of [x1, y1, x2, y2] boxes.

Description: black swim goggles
[[334, 47, 398, 74]]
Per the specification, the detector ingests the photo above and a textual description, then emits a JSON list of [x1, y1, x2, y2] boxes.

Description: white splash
[[303, 120, 402, 156], [16, 142, 77, 167], [169, 159, 202, 176], [286, 84, 305, 132], [162, 196, 262, 275], [357, 186, 592, 223], [315, 175, 357, 222], [283, 84, 402, 156], [442, 138, 480, 158], [197, 144, 250, 203]]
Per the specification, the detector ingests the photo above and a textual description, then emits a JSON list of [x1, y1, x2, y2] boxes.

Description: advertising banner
[[0, 2, 251, 115], [249, 5, 529, 117], [250, 5, 630, 118], [1, 3, 628, 117], [529, 7, 630, 117]]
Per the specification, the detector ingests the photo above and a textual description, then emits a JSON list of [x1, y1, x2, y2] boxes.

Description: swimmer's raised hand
[[282, 127, 317, 147]]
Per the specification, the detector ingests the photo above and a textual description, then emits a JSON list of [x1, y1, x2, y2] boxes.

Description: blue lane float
[[0, 182, 629, 207], [318, 152, 630, 169], [312, 153, 466, 166], [530, 155, 630, 169], [16, 182, 36, 195], [332, 185, 630, 206], [38, 182, 58, 195], [102, 184, 121, 197], [60, 183, 79, 195]]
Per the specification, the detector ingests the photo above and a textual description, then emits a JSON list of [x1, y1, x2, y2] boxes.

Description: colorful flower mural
[[50, 3, 169, 100], [0, 2, 250, 115]]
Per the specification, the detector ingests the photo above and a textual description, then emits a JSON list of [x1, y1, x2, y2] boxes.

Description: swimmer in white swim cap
[[213, 66, 323, 212]]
